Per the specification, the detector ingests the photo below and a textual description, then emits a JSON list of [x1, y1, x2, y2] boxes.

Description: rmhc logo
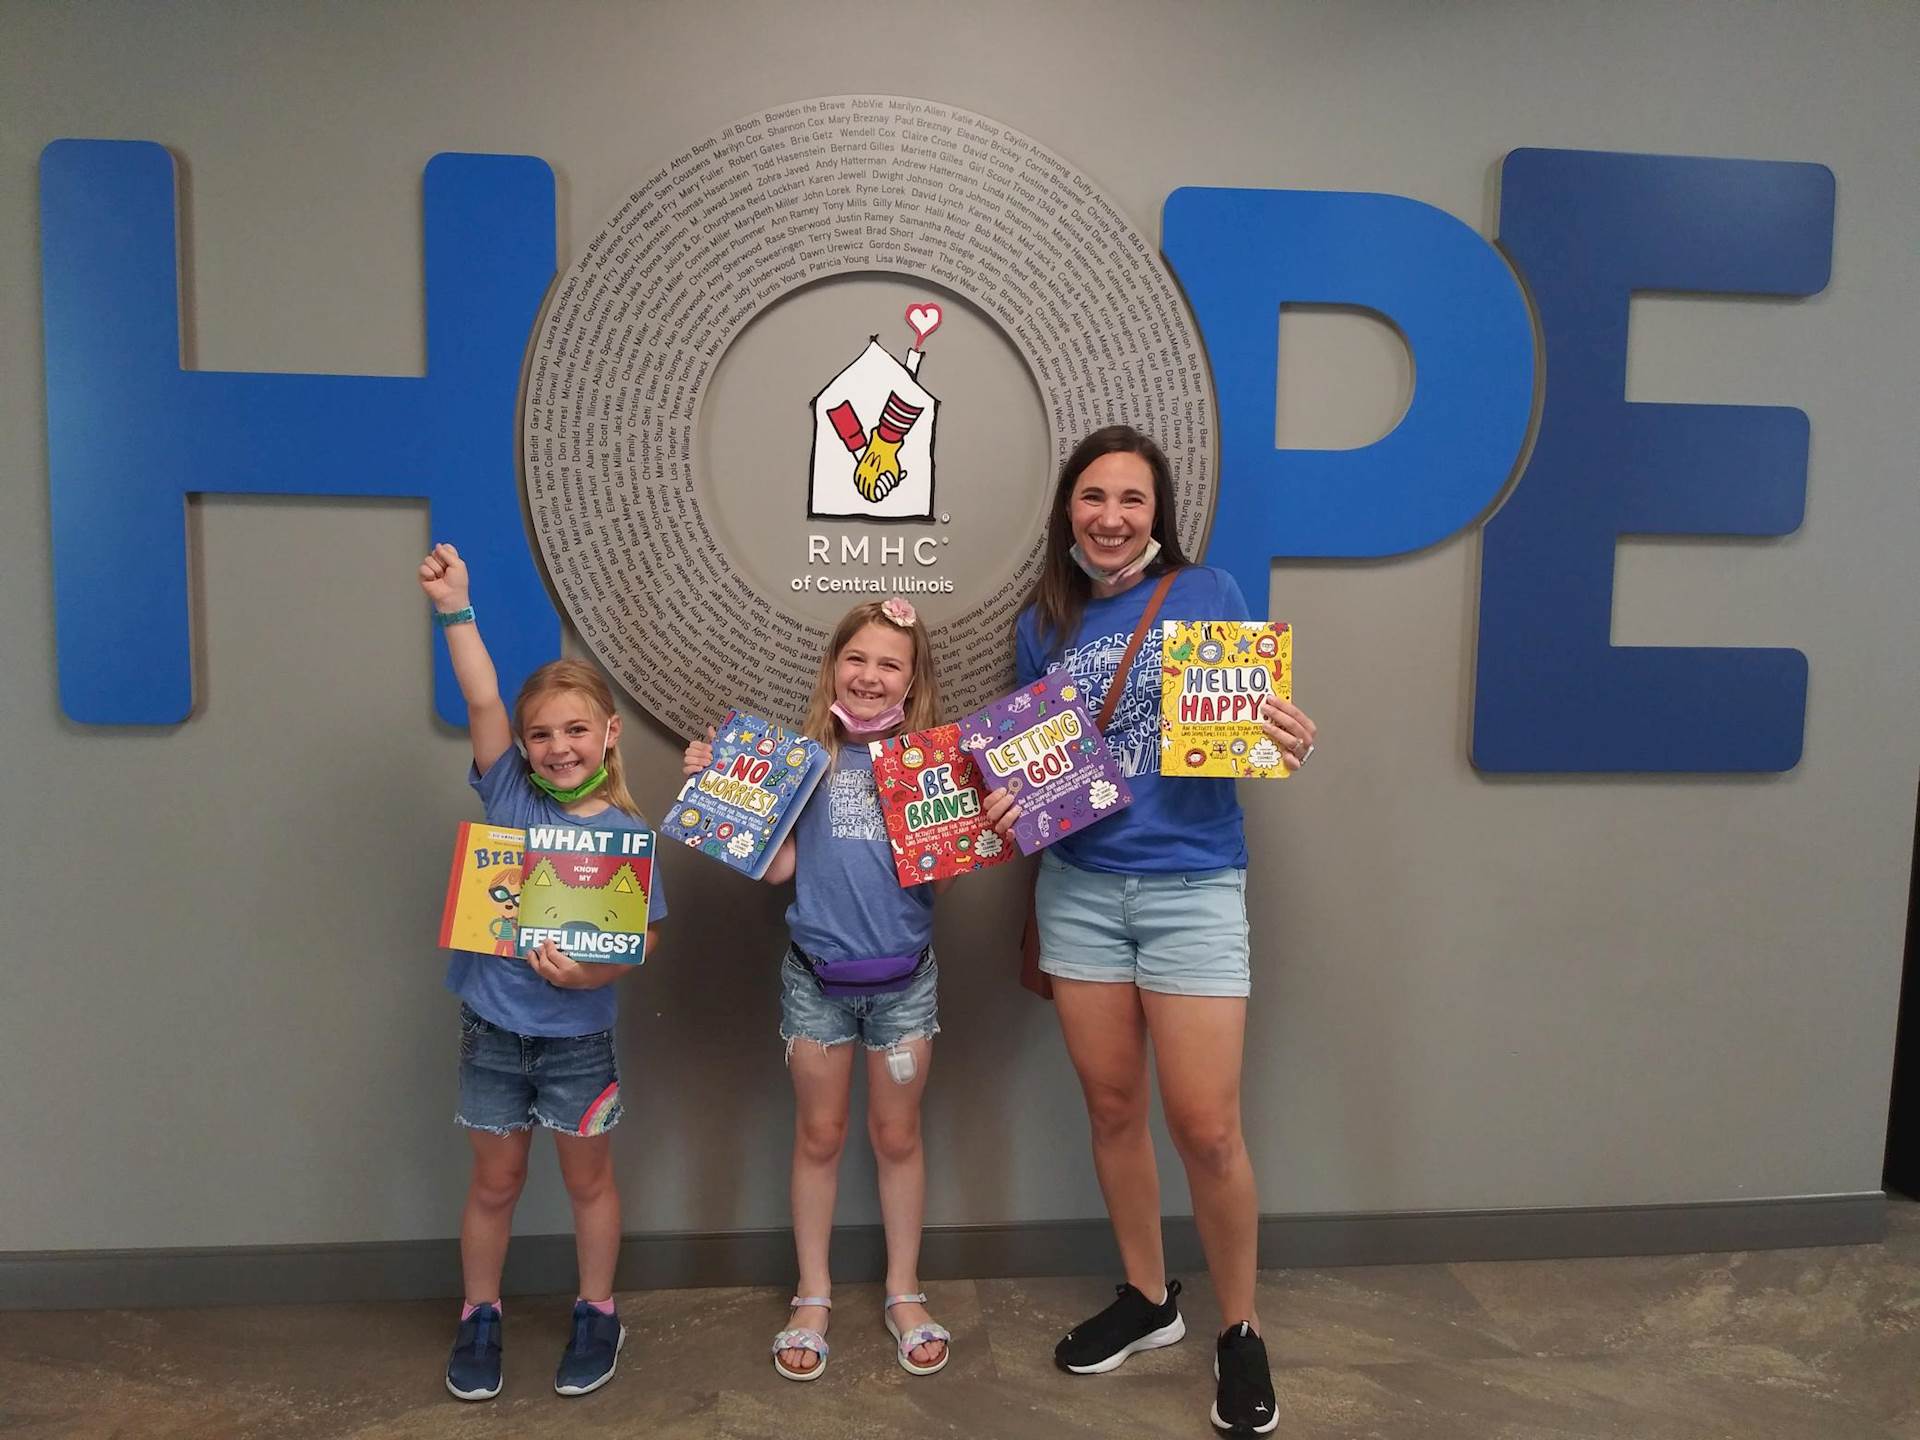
[[38, 134, 1832, 774]]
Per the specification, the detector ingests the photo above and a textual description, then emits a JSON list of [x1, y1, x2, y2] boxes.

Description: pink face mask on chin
[[830, 700, 906, 738]]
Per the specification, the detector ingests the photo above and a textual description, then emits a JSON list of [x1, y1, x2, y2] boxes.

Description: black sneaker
[[554, 1300, 627, 1396], [444, 1302, 503, 1401], [1212, 1322, 1278, 1435], [1054, 1278, 1185, 1373]]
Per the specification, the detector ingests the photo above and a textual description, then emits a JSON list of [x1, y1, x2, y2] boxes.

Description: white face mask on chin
[[1071, 536, 1162, 585]]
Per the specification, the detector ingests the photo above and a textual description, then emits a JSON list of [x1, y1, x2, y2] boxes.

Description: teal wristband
[[433, 605, 475, 628]]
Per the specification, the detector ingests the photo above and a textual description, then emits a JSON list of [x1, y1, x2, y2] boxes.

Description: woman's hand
[[418, 542, 471, 612], [682, 725, 717, 777], [982, 784, 1023, 836], [1260, 696, 1318, 773]]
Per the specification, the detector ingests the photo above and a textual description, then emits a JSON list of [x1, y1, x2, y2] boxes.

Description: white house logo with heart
[[808, 304, 943, 520]]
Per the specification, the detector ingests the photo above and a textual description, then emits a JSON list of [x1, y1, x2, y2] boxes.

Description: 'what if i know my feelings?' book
[[438, 821, 655, 963]]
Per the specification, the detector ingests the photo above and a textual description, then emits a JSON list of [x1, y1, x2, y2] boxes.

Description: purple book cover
[[957, 673, 1132, 855]]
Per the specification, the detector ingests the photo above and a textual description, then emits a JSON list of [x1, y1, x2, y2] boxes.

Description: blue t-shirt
[[785, 745, 934, 963], [443, 748, 669, 1038], [1015, 565, 1251, 875]]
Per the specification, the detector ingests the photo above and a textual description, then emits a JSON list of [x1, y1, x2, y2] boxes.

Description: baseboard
[[0, 1191, 1886, 1311]]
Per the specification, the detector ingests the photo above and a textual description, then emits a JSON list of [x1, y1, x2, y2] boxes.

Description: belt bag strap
[[802, 947, 926, 996]]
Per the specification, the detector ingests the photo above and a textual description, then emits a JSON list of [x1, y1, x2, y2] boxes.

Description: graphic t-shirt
[[1015, 565, 1251, 874], [443, 748, 668, 1037], [785, 745, 934, 963]]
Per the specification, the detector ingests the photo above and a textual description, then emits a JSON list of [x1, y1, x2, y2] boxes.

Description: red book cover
[[869, 724, 1016, 887]]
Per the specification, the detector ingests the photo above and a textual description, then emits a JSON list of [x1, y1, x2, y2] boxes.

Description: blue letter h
[[40, 140, 558, 725]]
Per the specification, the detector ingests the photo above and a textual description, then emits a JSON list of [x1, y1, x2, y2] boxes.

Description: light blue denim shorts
[[1035, 850, 1251, 997], [779, 946, 941, 1054]]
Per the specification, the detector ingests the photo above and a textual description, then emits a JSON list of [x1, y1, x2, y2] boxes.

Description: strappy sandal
[[772, 1295, 831, 1381], [883, 1292, 951, 1377]]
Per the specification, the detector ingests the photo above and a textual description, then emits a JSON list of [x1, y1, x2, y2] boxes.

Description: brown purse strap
[[1096, 568, 1180, 731]]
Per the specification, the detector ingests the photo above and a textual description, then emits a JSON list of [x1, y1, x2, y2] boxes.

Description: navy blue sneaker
[[445, 1302, 503, 1401], [554, 1300, 627, 1396]]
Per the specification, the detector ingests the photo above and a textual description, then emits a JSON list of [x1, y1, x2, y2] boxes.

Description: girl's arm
[[419, 543, 513, 772], [761, 836, 797, 886]]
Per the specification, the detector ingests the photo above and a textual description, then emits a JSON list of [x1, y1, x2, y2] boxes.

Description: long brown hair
[[1022, 424, 1189, 660], [512, 659, 643, 818], [800, 600, 941, 762]]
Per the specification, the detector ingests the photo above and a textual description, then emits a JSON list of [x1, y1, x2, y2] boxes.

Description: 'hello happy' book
[[1159, 620, 1293, 778], [661, 710, 829, 879], [957, 673, 1132, 856], [869, 724, 1016, 886]]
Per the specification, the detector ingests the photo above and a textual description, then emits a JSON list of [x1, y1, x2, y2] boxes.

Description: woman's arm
[[419, 543, 514, 773]]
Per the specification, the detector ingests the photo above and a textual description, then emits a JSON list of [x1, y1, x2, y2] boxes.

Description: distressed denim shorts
[[455, 1004, 623, 1137], [779, 946, 941, 1054], [1035, 850, 1252, 998]]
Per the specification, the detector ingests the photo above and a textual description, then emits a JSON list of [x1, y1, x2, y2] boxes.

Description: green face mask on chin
[[528, 764, 610, 805]]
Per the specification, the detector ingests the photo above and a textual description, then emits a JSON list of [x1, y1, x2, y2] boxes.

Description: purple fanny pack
[[797, 946, 926, 997]]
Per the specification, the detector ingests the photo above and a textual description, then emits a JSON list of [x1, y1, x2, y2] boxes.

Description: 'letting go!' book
[[957, 673, 1132, 855]]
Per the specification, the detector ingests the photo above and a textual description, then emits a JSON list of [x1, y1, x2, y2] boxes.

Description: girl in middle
[[681, 595, 953, 1382]]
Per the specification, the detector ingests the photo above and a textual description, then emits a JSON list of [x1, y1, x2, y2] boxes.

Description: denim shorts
[[455, 1004, 623, 1137], [1034, 850, 1251, 997], [779, 946, 941, 1054]]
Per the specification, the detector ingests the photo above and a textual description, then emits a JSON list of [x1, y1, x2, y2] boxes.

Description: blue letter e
[[1474, 149, 1835, 772]]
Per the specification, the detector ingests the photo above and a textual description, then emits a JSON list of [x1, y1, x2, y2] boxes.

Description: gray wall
[[3, 0, 1917, 1259]]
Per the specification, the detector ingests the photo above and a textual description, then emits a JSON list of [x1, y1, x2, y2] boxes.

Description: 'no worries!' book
[[957, 673, 1132, 855], [870, 724, 1017, 886], [661, 710, 829, 879], [1159, 620, 1293, 778]]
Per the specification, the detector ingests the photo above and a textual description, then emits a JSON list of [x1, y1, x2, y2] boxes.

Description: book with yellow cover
[[1158, 620, 1293, 778], [437, 822, 528, 955]]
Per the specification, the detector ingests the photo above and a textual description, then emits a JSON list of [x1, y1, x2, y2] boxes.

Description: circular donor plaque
[[522, 95, 1215, 738]]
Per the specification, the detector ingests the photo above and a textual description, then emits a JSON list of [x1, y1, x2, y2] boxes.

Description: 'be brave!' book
[[515, 823, 655, 964], [1159, 620, 1293, 778], [661, 710, 829, 879], [437, 822, 528, 955], [957, 673, 1132, 855], [870, 724, 1017, 886]]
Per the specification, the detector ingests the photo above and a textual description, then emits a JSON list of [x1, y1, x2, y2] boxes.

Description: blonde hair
[[800, 601, 941, 761], [512, 659, 643, 818]]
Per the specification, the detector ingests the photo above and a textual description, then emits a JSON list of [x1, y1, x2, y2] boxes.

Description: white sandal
[[884, 1292, 951, 1377], [772, 1295, 832, 1381]]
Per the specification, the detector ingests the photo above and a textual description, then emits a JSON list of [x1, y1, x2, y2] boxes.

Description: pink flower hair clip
[[880, 596, 918, 628]]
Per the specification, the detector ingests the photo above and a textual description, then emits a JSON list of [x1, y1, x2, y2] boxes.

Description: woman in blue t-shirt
[[984, 426, 1317, 1437], [680, 596, 953, 1383]]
